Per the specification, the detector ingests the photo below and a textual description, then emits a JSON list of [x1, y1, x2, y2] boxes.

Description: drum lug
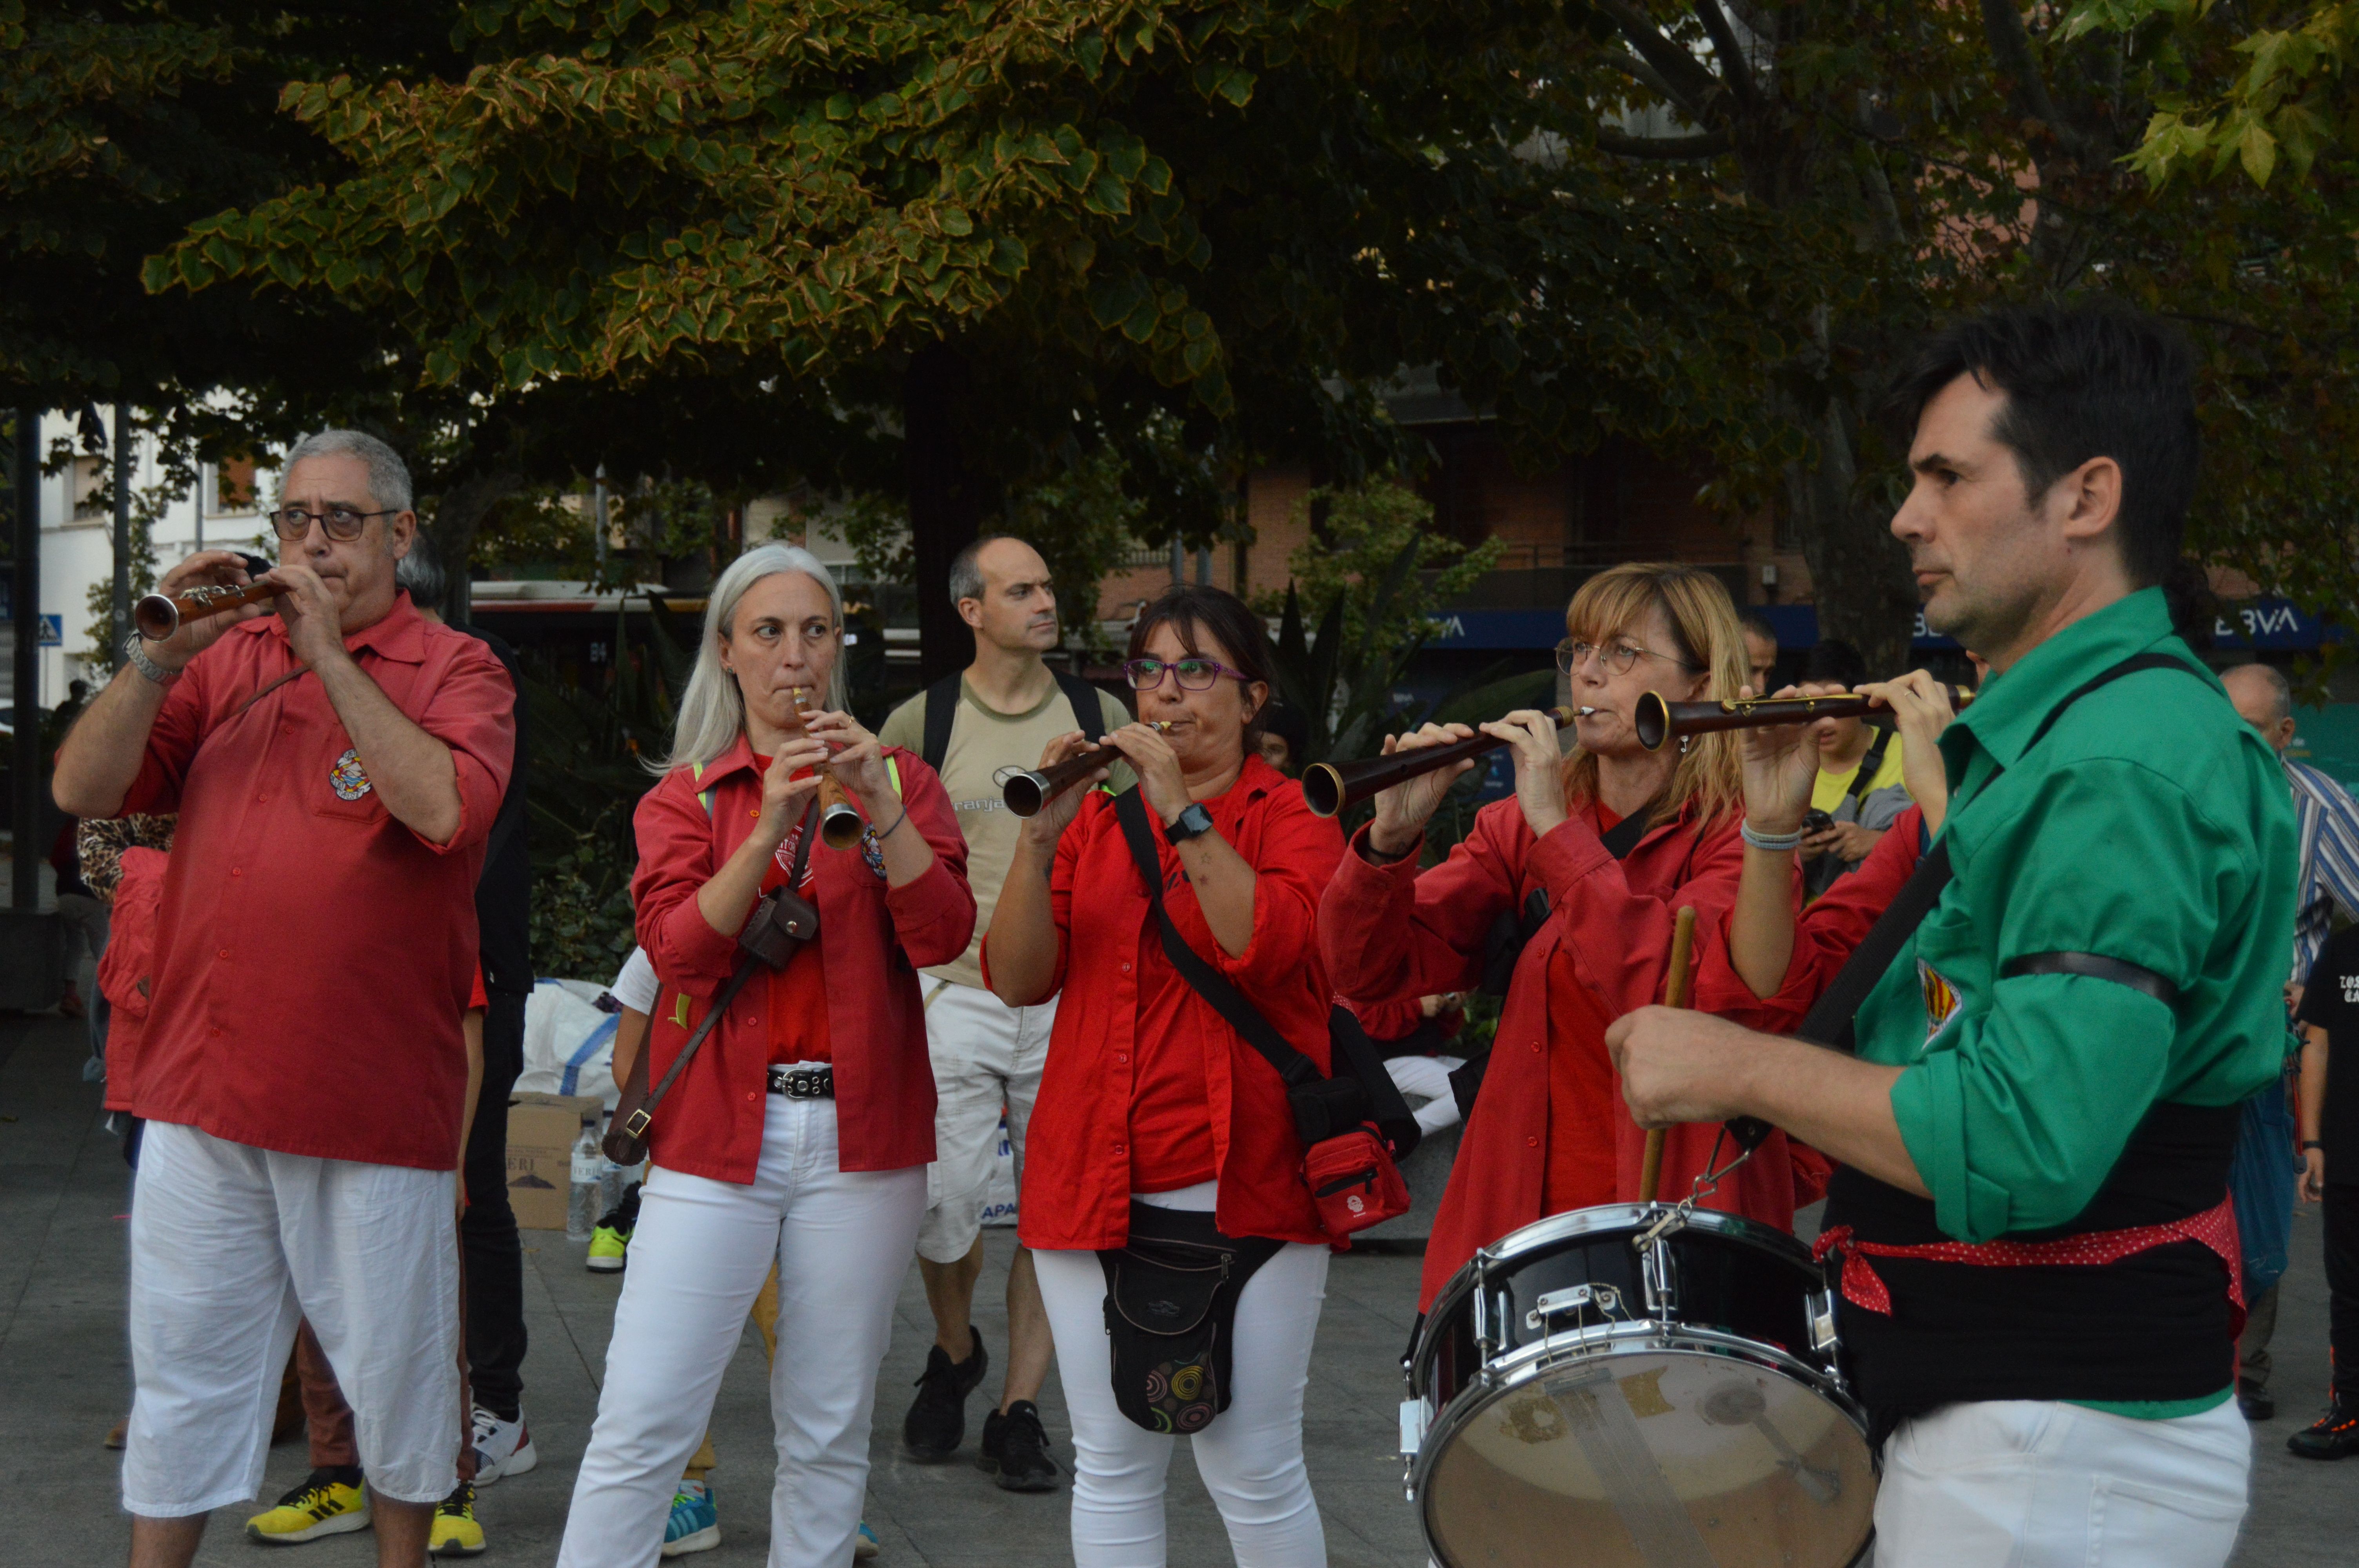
[[1525, 1282, 1621, 1332], [1399, 1397, 1428, 1459], [1639, 1234, 1678, 1320], [1808, 1287, 1840, 1357]]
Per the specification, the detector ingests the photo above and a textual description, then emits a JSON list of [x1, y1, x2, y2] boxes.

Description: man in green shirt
[[1609, 303, 2294, 1566], [875, 535, 1131, 1490]]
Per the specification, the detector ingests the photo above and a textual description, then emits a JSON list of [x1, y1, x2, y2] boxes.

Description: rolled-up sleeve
[[407, 640, 516, 855], [631, 780, 740, 995], [1319, 806, 1518, 1005], [1889, 762, 2228, 1240], [881, 757, 976, 970]]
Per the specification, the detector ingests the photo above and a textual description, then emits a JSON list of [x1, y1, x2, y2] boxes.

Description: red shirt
[[116, 594, 514, 1169], [469, 965, 488, 1011], [630, 736, 972, 1181], [751, 777, 832, 1067], [98, 846, 170, 1115], [1321, 795, 1807, 1310], [992, 757, 1346, 1250]]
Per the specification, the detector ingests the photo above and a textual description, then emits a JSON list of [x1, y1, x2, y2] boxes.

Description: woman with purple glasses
[[984, 584, 1344, 1567]]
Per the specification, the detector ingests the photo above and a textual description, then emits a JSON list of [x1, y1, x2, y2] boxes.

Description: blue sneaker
[[855, 1520, 881, 1561], [661, 1479, 719, 1557]]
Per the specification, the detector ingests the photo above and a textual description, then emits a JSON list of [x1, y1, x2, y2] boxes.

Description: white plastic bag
[[515, 978, 623, 1108]]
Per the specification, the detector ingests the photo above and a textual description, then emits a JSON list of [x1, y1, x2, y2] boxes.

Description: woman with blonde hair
[[1319, 561, 1807, 1312], [556, 543, 974, 1568]]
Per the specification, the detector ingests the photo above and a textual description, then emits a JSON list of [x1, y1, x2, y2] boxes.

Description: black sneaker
[[901, 1330, 988, 1462], [2289, 1401, 2359, 1459], [978, 1400, 1062, 1492], [2238, 1377, 2275, 1422]]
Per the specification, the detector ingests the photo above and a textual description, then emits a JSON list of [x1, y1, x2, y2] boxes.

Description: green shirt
[[1856, 587, 2297, 1417]]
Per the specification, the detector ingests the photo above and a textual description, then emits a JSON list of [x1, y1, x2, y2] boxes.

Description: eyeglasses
[[271, 505, 398, 543], [1123, 656, 1252, 692], [1556, 639, 1699, 677]]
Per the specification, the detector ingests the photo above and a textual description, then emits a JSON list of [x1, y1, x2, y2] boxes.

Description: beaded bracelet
[[1740, 819, 1808, 852]]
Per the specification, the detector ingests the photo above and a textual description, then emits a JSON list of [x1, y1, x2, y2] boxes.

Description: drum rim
[[1408, 1325, 1873, 1566], [1415, 1203, 1826, 1381]]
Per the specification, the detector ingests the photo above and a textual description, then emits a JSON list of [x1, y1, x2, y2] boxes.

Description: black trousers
[[461, 990, 529, 1421], [2329, 1182, 2359, 1404]]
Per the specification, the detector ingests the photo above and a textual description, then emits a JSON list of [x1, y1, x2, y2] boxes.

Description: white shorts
[[1871, 1397, 2250, 1567], [916, 978, 1052, 1265], [122, 1120, 462, 1515]]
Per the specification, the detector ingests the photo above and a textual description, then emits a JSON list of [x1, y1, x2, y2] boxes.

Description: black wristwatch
[[2304, 1140, 2324, 1152], [1164, 802, 1216, 844]]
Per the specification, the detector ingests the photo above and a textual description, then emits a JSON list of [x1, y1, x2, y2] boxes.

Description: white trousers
[[1035, 1183, 1330, 1568], [556, 1091, 927, 1568], [918, 978, 1053, 1263], [1870, 1397, 2251, 1567], [122, 1119, 460, 1514]]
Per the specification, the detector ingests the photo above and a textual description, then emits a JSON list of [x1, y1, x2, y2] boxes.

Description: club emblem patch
[[329, 748, 373, 801], [1919, 959, 1962, 1043]]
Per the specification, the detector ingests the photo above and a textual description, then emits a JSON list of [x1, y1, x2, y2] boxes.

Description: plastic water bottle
[[597, 1148, 627, 1218], [568, 1123, 602, 1241]]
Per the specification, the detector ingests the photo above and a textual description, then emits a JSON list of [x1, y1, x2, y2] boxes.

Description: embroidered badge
[[329, 748, 372, 801], [860, 826, 888, 880], [1919, 959, 1962, 1043], [772, 826, 814, 886]]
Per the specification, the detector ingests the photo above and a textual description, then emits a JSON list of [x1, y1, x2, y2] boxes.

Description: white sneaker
[[471, 1405, 539, 1484]]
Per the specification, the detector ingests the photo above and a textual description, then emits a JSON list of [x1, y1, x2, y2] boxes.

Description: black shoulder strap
[[1845, 728, 1895, 808], [1055, 671, 1107, 745], [1600, 802, 1653, 859], [1109, 789, 1420, 1152], [1113, 789, 1323, 1087], [1793, 650, 2209, 1054], [920, 673, 963, 774]]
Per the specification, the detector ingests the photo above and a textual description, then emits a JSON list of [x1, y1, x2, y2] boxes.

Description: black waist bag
[[1096, 1201, 1284, 1435]]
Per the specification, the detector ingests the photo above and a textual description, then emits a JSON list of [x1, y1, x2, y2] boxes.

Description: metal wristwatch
[[1164, 802, 1216, 844], [122, 635, 182, 688]]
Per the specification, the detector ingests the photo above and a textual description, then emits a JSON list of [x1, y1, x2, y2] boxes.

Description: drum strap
[[1812, 1191, 2245, 1337]]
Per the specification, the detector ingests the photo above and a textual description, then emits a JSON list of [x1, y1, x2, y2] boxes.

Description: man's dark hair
[[1895, 301, 2198, 588], [1260, 699, 1310, 764], [947, 533, 1017, 608], [1126, 585, 1276, 748], [1740, 611, 1778, 645], [1801, 638, 1868, 688]]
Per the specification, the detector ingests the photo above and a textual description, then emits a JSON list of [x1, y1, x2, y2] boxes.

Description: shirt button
[[1531, 1041, 1541, 1053], [1113, 1143, 1127, 1155], [1120, 961, 1132, 974], [217, 948, 230, 960], [208, 1027, 222, 1039], [1116, 1053, 1129, 1065], [230, 867, 242, 878], [746, 1091, 758, 1102], [1527, 1136, 1539, 1148], [282, 724, 293, 736], [256, 793, 268, 804]]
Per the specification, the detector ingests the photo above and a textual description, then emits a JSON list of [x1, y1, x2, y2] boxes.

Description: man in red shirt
[[53, 429, 514, 1568]]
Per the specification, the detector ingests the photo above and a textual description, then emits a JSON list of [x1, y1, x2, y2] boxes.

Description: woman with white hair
[[556, 544, 975, 1568]]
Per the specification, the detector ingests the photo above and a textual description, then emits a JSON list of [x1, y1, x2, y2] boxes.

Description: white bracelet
[[122, 635, 182, 688], [1740, 819, 1807, 852]]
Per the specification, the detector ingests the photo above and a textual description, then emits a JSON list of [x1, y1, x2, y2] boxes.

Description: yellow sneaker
[[429, 1481, 486, 1557], [246, 1470, 371, 1544]]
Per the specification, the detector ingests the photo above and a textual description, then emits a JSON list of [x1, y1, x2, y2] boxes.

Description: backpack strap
[[1844, 728, 1896, 811], [919, 673, 963, 774], [1055, 670, 1109, 744]]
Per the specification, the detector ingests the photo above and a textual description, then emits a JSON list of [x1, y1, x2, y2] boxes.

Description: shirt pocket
[[311, 739, 389, 824]]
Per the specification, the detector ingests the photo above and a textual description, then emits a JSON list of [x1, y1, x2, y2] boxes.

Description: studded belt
[[767, 1065, 835, 1100]]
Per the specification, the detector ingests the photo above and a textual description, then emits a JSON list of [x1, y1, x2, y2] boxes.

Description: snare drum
[[1403, 1204, 1874, 1568]]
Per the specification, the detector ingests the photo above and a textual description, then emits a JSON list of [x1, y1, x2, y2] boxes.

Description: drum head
[[1420, 1342, 1873, 1568]]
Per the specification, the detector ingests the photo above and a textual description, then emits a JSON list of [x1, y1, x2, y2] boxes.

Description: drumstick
[[1637, 905, 1698, 1204]]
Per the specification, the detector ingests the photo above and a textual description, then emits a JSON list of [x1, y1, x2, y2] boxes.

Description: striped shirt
[[2288, 757, 2359, 984]]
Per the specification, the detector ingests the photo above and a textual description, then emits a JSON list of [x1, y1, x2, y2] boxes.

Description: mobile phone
[[1801, 809, 1837, 836]]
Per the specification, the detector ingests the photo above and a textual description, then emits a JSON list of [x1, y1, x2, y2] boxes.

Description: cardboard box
[[508, 1092, 602, 1231]]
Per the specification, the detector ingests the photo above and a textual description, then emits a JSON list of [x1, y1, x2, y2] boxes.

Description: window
[[71, 456, 105, 520], [215, 455, 258, 514]]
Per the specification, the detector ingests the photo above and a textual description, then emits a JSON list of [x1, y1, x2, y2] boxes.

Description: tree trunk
[[1787, 397, 1920, 677], [426, 468, 525, 626], [904, 341, 982, 685]]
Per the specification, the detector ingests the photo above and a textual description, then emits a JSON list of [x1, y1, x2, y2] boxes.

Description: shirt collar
[[1940, 585, 2183, 779], [687, 732, 762, 791]]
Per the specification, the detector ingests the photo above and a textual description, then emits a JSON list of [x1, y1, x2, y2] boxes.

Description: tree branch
[[1693, 2, 1760, 111], [1979, 0, 2088, 162], [1594, 0, 1724, 106], [1603, 48, 1705, 121], [1595, 128, 1734, 160]]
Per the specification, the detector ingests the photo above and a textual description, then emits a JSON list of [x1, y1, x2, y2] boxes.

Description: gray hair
[[2224, 661, 2293, 724], [948, 534, 1015, 608], [282, 429, 413, 514], [658, 544, 850, 774], [394, 526, 446, 606]]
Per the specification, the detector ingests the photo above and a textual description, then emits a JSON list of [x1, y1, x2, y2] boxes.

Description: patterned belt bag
[[1096, 1201, 1283, 1435]]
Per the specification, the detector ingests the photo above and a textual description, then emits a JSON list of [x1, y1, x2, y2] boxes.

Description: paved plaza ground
[[3, 1012, 2349, 1566]]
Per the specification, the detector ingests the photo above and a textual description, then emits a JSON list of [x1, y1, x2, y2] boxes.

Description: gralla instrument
[[1001, 721, 1173, 817], [1632, 688, 1973, 753], [789, 688, 867, 850], [1300, 706, 1587, 818], [133, 578, 289, 641]]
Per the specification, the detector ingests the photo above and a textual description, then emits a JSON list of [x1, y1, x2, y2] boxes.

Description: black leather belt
[[767, 1065, 835, 1100]]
